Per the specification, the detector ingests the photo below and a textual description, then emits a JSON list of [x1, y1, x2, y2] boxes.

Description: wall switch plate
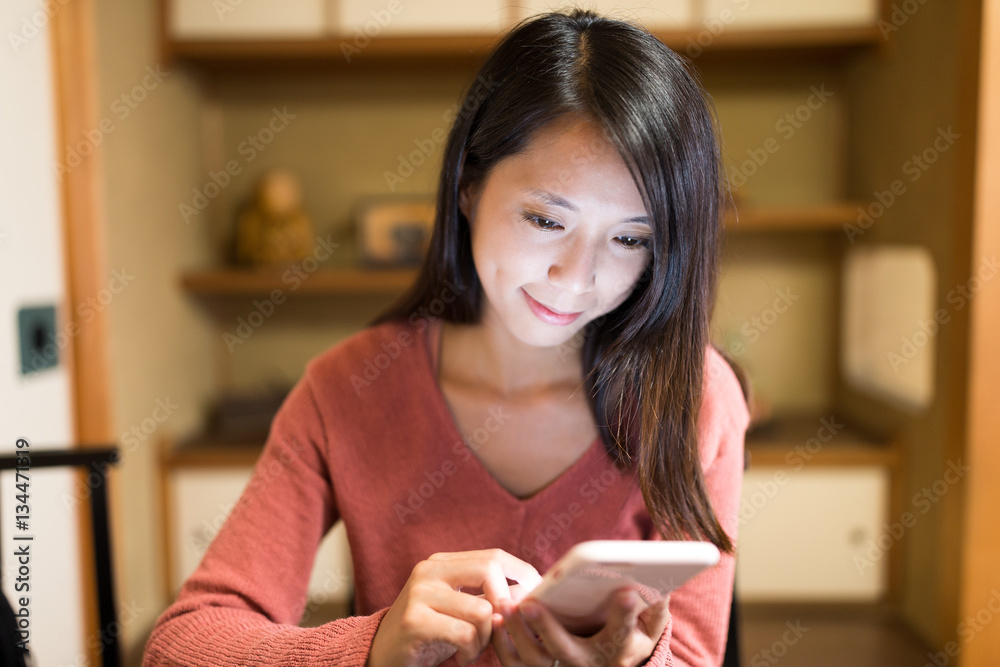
[[18, 305, 59, 375]]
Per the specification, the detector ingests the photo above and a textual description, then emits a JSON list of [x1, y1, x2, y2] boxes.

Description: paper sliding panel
[[515, 0, 693, 31], [170, 0, 327, 39], [703, 0, 879, 29], [841, 245, 936, 412], [336, 0, 510, 35]]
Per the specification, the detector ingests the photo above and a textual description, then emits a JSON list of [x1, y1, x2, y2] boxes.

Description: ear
[[458, 182, 480, 225]]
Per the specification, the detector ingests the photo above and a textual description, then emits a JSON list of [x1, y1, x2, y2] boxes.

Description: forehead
[[488, 117, 637, 193]]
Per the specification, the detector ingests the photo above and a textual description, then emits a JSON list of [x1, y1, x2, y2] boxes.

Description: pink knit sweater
[[143, 316, 749, 667]]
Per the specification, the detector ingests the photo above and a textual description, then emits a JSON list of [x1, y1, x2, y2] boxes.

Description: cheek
[[601, 258, 649, 306]]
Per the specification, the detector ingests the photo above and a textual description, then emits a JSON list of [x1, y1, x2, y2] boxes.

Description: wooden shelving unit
[[179, 204, 860, 297], [745, 413, 898, 468], [180, 265, 418, 295]]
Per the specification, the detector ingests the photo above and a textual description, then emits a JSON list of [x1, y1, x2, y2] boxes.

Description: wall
[[0, 2, 85, 663], [87, 1, 209, 662]]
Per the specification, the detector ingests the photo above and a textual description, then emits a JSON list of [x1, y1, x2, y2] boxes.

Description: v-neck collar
[[417, 316, 603, 506]]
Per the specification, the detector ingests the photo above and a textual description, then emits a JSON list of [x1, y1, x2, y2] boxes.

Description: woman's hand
[[490, 588, 670, 667], [367, 549, 543, 667]]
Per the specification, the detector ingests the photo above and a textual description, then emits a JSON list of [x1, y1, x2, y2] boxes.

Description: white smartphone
[[518, 540, 720, 634]]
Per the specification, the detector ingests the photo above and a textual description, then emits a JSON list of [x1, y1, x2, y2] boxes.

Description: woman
[[143, 8, 750, 667]]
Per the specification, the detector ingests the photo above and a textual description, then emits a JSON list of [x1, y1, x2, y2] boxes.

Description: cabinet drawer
[[736, 466, 889, 601]]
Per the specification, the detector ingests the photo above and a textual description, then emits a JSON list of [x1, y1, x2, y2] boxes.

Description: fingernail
[[521, 602, 540, 620]]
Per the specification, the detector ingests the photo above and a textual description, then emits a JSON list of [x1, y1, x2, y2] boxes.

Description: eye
[[617, 235, 652, 251], [522, 213, 561, 231]]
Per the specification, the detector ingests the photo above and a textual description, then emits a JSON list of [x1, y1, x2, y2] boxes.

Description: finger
[[425, 586, 496, 659], [492, 614, 527, 667], [501, 599, 554, 666], [604, 589, 642, 637], [516, 599, 580, 662], [636, 592, 671, 638], [428, 549, 542, 602], [423, 556, 512, 604]]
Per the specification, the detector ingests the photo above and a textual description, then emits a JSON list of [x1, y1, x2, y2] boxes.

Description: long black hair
[[369, 9, 735, 553]]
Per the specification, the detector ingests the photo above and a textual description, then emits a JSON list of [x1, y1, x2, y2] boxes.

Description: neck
[[439, 310, 586, 399]]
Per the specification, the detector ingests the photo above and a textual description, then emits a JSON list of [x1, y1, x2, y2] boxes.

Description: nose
[[548, 236, 596, 296]]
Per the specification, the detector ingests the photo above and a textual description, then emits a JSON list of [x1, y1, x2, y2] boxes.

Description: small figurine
[[235, 168, 315, 267]]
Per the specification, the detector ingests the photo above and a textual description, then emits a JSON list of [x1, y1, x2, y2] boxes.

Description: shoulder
[[697, 345, 752, 469]]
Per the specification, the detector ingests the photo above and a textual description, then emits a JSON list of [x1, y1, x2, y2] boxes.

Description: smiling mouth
[[522, 288, 583, 317]]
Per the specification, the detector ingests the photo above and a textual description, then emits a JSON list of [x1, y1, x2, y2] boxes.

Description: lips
[[522, 288, 583, 325]]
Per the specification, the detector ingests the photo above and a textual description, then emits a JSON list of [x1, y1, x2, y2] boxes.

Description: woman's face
[[460, 116, 653, 348]]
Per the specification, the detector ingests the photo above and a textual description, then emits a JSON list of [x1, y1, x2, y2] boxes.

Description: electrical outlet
[[18, 305, 59, 375]]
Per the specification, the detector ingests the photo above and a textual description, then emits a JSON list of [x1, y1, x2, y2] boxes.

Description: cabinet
[[736, 416, 902, 602], [159, 0, 900, 609], [160, 0, 884, 66]]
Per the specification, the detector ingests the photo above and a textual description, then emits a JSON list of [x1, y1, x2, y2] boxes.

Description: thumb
[[637, 593, 671, 637], [606, 588, 643, 633]]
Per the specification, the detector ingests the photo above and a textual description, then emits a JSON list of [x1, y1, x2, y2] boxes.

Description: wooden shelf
[[745, 412, 898, 468], [164, 26, 882, 69], [725, 202, 861, 232], [163, 412, 896, 470], [161, 433, 265, 468], [180, 265, 418, 296], [180, 205, 858, 297]]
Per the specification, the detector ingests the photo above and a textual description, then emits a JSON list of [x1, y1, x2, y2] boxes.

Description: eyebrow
[[526, 188, 651, 227]]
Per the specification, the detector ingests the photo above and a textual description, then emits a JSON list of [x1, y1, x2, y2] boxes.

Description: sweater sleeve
[[641, 349, 751, 667], [142, 371, 389, 666]]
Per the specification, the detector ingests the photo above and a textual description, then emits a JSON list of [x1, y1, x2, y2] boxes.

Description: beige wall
[[90, 2, 210, 662]]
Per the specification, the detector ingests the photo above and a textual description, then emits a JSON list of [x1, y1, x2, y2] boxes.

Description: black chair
[[0, 446, 121, 667]]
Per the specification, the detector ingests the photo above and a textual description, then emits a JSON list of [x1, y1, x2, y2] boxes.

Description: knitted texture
[[143, 316, 749, 667]]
